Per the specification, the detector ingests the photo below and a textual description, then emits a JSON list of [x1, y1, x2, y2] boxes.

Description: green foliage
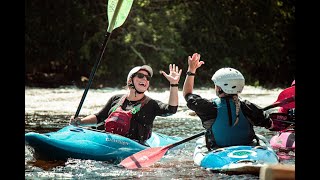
[[25, 0, 295, 88]]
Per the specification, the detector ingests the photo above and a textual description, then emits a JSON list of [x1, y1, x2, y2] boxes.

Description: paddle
[[119, 87, 296, 170], [119, 131, 205, 169], [74, 0, 134, 118], [262, 86, 295, 111], [262, 86, 295, 125], [272, 118, 295, 125]]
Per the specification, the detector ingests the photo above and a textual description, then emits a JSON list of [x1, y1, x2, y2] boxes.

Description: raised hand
[[187, 53, 204, 72], [160, 64, 182, 84]]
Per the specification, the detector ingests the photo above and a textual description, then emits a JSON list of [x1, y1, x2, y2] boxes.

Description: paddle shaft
[[262, 96, 295, 111], [79, 95, 293, 134], [79, 126, 106, 132], [167, 131, 205, 149], [164, 97, 293, 149], [119, 92, 295, 170], [272, 119, 295, 124], [174, 95, 292, 147], [74, 0, 130, 118], [82, 92, 293, 138], [74, 32, 112, 117]]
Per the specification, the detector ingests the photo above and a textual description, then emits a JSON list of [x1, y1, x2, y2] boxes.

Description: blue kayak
[[193, 134, 279, 174], [25, 125, 182, 162]]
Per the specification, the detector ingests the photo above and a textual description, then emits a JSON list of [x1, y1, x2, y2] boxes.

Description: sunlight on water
[[25, 86, 293, 179]]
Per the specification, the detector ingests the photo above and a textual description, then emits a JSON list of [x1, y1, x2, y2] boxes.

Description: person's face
[[132, 70, 151, 92]]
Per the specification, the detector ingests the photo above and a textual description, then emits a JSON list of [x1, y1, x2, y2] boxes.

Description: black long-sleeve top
[[184, 93, 271, 129]]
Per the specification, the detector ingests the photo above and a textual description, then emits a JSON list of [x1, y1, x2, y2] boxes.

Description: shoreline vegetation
[[26, 1, 295, 91], [25, 72, 288, 90]]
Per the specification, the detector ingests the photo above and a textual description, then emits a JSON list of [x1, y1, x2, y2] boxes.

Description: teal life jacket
[[210, 97, 255, 147]]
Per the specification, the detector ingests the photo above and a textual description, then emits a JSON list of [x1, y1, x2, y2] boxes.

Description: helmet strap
[[216, 86, 224, 96], [130, 80, 144, 96]]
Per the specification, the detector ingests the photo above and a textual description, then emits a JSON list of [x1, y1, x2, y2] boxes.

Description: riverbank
[[25, 72, 286, 90]]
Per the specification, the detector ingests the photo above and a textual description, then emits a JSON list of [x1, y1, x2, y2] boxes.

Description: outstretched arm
[[160, 64, 182, 106], [183, 53, 204, 97]]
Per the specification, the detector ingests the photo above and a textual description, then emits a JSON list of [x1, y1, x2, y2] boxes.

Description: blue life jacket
[[210, 97, 255, 147]]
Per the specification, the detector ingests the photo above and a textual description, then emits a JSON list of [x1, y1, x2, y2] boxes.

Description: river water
[[25, 86, 295, 179]]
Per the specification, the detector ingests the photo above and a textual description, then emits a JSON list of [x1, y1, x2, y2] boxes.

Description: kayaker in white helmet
[[182, 53, 288, 150], [70, 64, 182, 145]]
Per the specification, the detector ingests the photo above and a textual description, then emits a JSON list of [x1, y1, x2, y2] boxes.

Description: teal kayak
[[25, 125, 182, 162], [193, 134, 279, 174]]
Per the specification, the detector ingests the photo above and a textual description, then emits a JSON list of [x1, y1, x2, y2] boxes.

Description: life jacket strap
[[111, 95, 150, 114]]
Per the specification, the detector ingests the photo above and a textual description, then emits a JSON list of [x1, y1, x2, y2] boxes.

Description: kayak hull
[[25, 125, 182, 162]]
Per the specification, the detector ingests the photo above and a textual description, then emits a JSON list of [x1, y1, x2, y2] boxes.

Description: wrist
[[187, 68, 196, 73], [170, 84, 179, 87], [186, 71, 196, 76]]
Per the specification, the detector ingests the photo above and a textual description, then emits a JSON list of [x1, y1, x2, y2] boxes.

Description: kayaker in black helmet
[[70, 64, 182, 145], [182, 53, 288, 150]]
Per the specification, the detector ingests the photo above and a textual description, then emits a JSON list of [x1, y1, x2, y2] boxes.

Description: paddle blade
[[119, 132, 205, 170], [119, 146, 169, 169], [262, 96, 295, 111], [107, 0, 133, 32], [262, 86, 295, 111], [276, 86, 295, 109]]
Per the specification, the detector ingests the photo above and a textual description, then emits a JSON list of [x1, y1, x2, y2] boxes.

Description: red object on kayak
[[262, 86, 295, 111], [277, 86, 295, 111]]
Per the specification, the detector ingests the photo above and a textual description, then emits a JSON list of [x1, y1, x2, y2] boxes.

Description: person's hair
[[232, 95, 240, 126]]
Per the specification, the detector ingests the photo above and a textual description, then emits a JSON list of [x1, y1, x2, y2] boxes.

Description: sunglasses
[[134, 72, 151, 81]]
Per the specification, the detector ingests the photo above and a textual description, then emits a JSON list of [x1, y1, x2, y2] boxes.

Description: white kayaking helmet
[[127, 65, 153, 84], [211, 67, 245, 94]]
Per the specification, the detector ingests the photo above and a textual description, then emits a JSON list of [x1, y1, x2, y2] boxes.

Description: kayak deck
[[25, 125, 182, 162], [193, 134, 279, 175]]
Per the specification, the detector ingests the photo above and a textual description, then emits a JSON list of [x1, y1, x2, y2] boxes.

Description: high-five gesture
[[187, 53, 204, 73], [161, 64, 182, 84], [160, 64, 181, 107]]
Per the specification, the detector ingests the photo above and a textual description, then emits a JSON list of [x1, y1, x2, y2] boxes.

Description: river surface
[[25, 86, 295, 179]]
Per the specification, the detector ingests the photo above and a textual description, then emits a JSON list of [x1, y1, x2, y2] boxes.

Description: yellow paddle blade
[[107, 0, 134, 33]]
